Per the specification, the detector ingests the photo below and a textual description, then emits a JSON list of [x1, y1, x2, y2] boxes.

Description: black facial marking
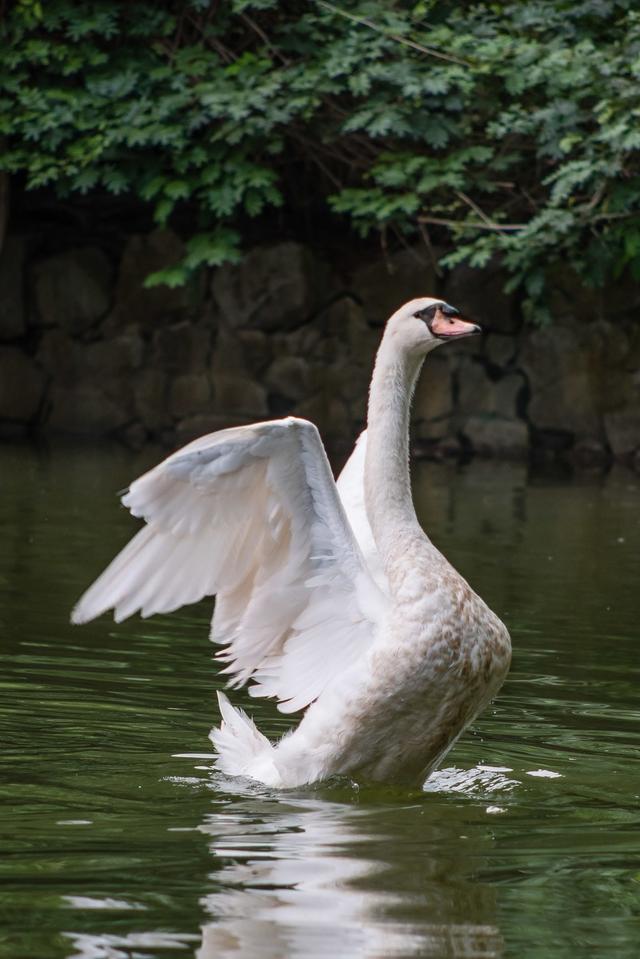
[[413, 301, 460, 323], [414, 304, 438, 322]]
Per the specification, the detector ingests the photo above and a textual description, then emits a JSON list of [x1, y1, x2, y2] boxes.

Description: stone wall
[[1, 228, 639, 468]]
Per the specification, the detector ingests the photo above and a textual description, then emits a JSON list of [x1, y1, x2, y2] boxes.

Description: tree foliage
[[2, 0, 640, 310]]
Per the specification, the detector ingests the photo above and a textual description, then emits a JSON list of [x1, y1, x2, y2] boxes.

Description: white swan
[[72, 297, 511, 788]]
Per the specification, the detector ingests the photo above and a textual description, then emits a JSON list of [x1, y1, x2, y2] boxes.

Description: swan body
[[72, 297, 511, 788]]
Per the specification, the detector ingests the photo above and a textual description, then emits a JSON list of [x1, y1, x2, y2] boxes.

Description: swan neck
[[364, 335, 425, 567]]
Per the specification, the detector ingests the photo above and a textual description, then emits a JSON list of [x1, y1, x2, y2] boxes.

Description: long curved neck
[[364, 332, 429, 576]]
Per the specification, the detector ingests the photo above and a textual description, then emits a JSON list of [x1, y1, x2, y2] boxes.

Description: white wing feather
[[335, 429, 388, 593], [71, 417, 387, 713]]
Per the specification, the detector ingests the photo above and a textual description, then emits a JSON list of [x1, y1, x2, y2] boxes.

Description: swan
[[72, 297, 511, 788]]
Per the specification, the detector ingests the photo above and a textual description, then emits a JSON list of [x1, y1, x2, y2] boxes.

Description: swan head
[[389, 297, 482, 354]]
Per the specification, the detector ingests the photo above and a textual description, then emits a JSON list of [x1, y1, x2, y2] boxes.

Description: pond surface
[[1, 442, 639, 959]]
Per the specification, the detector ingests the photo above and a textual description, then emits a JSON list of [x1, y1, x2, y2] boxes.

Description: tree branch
[[418, 216, 525, 231], [240, 13, 290, 65], [454, 190, 494, 227], [313, 0, 471, 67]]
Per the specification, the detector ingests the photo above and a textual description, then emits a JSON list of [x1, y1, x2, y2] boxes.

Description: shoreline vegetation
[[1, 1, 639, 464]]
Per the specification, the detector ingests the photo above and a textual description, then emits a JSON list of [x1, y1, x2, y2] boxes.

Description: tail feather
[[210, 691, 280, 785]]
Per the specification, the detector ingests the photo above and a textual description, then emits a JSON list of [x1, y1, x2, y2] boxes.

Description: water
[[2, 442, 639, 959]]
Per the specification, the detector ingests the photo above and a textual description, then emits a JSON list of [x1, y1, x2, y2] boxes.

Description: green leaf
[[4, 0, 640, 312]]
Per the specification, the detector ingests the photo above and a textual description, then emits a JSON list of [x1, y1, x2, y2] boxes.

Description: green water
[[1, 443, 639, 959]]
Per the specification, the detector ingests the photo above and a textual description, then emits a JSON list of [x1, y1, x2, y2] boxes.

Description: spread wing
[[71, 417, 387, 713]]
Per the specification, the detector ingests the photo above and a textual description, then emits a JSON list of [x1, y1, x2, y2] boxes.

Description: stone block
[[264, 356, 310, 403], [175, 413, 251, 444], [0, 422, 28, 440], [604, 408, 640, 456], [85, 326, 144, 378], [212, 242, 332, 332], [457, 360, 522, 420], [120, 422, 148, 451], [310, 335, 342, 365], [314, 296, 380, 370], [152, 321, 211, 373], [443, 261, 518, 333], [527, 371, 602, 437], [32, 248, 112, 333], [323, 397, 350, 444], [0, 237, 26, 340], [47, 385, 130, 434], [413, 414, 454, 442], [624, 321, 640, 371], [412, 432, 461, 459], [599, 276, 640, 321], [110, 229, 197, 330], [457, 358, 494, 417], [237, 329, 271, 375], [347, 390, 368, 426], [494, 373, 524, 418], [484, 332, 517, 369], [520, 325, 603, 437], [292, 393, 328, 428], [211, 328, 248, 376], [0, 347, 45, 422], [413, 354, 453, 424], [461, 415, 529, 457], [306, 361, 357, 407], [545, 265, 601, 324], [570, 438, 609, 469], [213, 374, 267, 417], [600, 369, 637, 413], [134, 369, 169, 431], [335, 363, 371, 405], [36, 329, 80, 385], [169, 372, 211, 419], [0, 173, 7, 255], [351, 245, 437, 327], [293, 393, 348, 444], [544, 268, 640, 326], [283, 323, 323, 359]]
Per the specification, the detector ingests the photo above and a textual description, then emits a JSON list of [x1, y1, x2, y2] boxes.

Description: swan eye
[[414, 305, 438, 321], [414, 302, 460, 323]]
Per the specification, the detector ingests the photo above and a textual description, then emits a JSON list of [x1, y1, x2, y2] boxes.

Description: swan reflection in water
[[194, 773, 505, 959], [64, 765, 515, 959]]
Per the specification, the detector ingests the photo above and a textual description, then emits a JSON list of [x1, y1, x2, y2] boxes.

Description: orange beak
[[429, 308, 482, 340]]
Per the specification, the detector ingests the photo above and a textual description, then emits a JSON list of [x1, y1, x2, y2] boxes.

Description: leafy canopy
[[2, 0, 640, 309]]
